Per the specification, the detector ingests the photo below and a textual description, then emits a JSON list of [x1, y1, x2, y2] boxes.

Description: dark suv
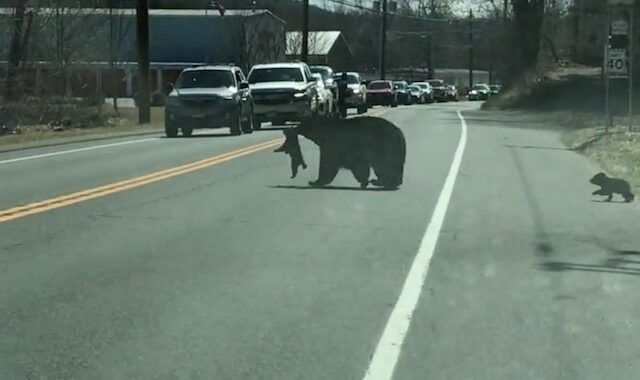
[[164, 65, 254, 137], [393, 80, 412, 105], [426, 79, 447, 102]]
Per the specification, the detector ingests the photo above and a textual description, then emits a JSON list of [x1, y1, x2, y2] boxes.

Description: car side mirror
[[239, 81, 249, 90]]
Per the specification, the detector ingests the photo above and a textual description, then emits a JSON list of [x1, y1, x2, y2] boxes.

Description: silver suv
[[164, 65, 254, 137], [247, 62, 318, 128]]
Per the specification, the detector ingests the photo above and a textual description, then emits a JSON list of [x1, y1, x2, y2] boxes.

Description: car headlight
[[293, 92, 306, 98], [352, 88, 360, 94], [470, 90, 478, 95]]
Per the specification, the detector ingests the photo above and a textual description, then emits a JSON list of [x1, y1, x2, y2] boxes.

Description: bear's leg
[[350, 158, 370, 189], [309, 150, 339, 187]]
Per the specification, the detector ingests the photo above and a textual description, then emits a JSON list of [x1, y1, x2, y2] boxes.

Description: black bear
[[590, 172, 635, 202], [276, 116, 406, 189]]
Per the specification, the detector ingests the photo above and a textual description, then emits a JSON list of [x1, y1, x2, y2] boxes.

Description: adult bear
[[291, 116, 406, 189]]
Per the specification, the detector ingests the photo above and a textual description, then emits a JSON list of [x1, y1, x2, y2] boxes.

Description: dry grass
[[0, 106, 164, 146], [116, 107, 165, 125], [563, 125, 640, 195]]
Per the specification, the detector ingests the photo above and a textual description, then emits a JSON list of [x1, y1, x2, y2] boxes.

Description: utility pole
[[468, 9, 474, 88], [379, 0, 388, 79], [136, 0, 150, 124], [109, 0, 119, 111], [427, 33, 433, 79], [301, 0, 309, 62]]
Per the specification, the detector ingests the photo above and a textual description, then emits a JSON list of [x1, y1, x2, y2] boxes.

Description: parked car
[[164, 64, 254, 137], [445, 84, 459, 101], [489, 84, 502, 96], [393, 80, 412, 105], [247, 62, 318, 128], [407, 84, 428, 104], [334, 71, 368, 114], [468, 83, 491, 101], [412, 82, 435, 103], [310, 65, 337, 104], [311, 73, 334, 117], [367, 80, 398, 107], [427, 79, 447, 102]]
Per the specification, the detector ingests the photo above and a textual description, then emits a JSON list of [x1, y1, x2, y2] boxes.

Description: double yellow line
[[0, 138, 283, 224]]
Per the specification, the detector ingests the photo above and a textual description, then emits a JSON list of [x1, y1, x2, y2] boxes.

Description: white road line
[[0, 138, 159, 165], [363, 109, 468, 380]]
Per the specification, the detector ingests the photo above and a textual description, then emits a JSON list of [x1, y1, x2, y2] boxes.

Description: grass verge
[[0, 106, 164, 147], [562, 125, 640, 196]]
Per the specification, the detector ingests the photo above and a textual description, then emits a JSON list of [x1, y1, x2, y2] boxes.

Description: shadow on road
[[183, 133, 234, 138], [539, 243, 640, 277], [590, 199, 630, 204], [618, 250, 640, 255], [509, 148, 554, 257], [539, 261, 640, 277], [269, 185, 395, 192], [502, 144, 570, 151], [254, 126, 291, 132]]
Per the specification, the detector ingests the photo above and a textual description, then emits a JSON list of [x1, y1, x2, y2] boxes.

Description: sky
[[310, 0, 478, 18]]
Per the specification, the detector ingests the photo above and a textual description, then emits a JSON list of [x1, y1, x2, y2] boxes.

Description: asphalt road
[[1, 102, 639, 380]]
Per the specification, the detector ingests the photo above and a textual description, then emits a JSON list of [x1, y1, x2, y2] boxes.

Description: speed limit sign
[[607, 48, 628, 76]]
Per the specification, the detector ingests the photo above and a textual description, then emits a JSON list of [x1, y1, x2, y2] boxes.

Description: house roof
[[285, 31, 347, 56]]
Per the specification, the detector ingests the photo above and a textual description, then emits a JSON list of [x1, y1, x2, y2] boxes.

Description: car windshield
[[490, 85, 500, 90], [473, 84, 489, 90], [310, 67, 332, 80], [175, 70, 234, 89], [416, 83, 429, 89], [394, 82, 407, 90], [427, 80, 445, 87], [248, 67, 304, 83], [336, 73, 360, 84], [407, 85, 420, 91], [369, 81, 390, 89]]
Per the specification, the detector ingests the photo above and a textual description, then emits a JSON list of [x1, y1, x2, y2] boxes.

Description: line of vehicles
[[163, 61, 500, 137]]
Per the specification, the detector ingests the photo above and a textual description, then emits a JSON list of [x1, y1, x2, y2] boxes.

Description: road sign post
[[628, 10, 633, 131], [604, 2, 634, 132]]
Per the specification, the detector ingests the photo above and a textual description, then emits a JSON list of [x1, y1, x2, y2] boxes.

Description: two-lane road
[[1, 103, 639, 379]]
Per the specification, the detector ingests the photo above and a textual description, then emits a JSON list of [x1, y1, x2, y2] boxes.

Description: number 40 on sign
[[607, 48, 628, 76]]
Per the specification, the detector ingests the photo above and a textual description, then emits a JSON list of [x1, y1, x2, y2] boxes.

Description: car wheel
[[181, 126, 193, 137], [253, 117, 264, 130], [165, 122, 178, 138], [241, 111, 253, 134], [230, 113, 242, 136]]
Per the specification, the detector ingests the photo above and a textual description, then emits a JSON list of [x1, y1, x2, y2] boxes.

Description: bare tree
[[235, 12, 286, 72], [286, 30, 320, 61], [511, 0, 546, 70], [4, 0, 29, 101]]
